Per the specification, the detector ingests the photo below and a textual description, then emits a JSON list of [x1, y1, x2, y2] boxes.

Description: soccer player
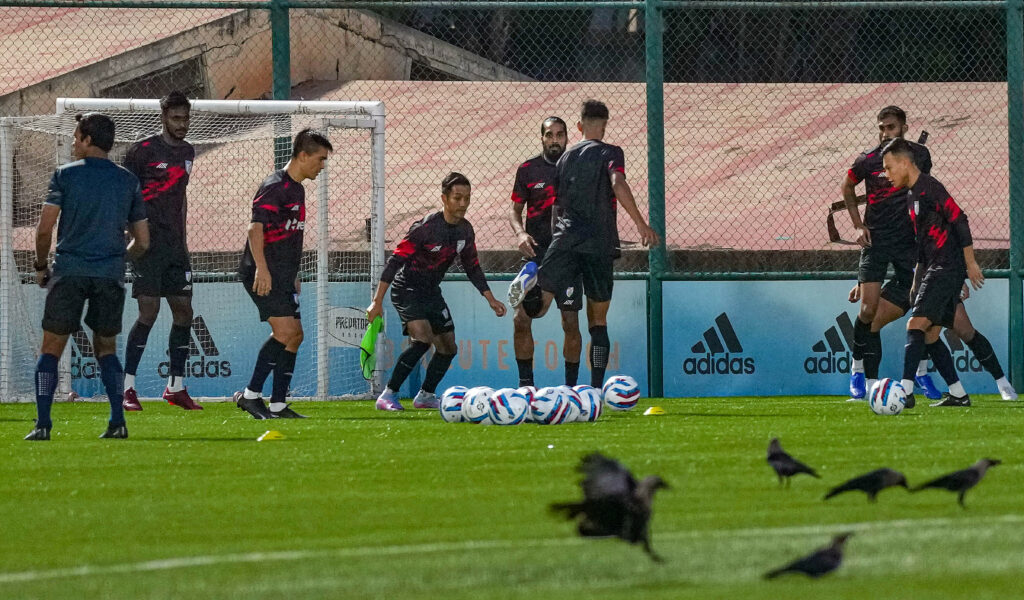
[[233, 129, 333, 420], [843, 106, 939, 401], [367, 172, 507, 411], [25, 113, 149, 441], [882, 138, 985, 408], [508, 116, 583, 387], [512, 99, 659, 389], [120, 91, 200, 411]]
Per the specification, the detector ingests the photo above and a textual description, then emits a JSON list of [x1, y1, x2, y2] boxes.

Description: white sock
[[124, 374, 136, 390], [243, 388, 261, 400], [901, 379, 915, 394], [269, 402, 287, 412], [949, 381, 967, 397], [167, 376, 185, 393], [917, 360, 929, 377], [866, 379, 878, 394], [852, 359, 864, 374], [996, 377, 1012, 390], [384, 386, 396, 396]]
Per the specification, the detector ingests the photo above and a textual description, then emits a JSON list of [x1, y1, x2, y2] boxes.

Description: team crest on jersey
[[565, 286, 574, 297], [185, 160, 193, 174], [457, 240, 466, 252]]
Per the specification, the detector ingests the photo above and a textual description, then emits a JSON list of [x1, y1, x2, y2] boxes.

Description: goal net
[[0, 98, 386, 403]]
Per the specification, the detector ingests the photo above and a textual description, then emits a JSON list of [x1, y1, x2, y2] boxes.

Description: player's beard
[[544, 145, 563, 162]]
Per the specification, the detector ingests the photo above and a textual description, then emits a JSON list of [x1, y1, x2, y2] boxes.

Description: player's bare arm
[[610, 171, 659, 247], [366, 280, 390, 323], [510, 202, 536, 258], [34, 204, 60, 287], [247, 222, 272, 296], [126, 218, 150, 261], [963, 246, 984, 290], [841, 175, 870, 247]]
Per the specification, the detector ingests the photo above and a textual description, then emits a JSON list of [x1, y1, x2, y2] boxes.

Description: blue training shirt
[[45, 157, 147, 281]]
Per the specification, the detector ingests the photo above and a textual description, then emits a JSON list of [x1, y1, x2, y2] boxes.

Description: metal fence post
[[1008, 0, 1024, 390], [271, 0, 291, 168], [645, 0, 666, 398]]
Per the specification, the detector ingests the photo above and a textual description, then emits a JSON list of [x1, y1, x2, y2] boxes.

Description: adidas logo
[[157, 315, 232, 378], [930, 330, 985, 374], [805, 313, 855, 374], [683, 312, 755, 375]]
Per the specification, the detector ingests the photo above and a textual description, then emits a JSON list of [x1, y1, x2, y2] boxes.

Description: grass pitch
[[1, 396, 1022, 599]]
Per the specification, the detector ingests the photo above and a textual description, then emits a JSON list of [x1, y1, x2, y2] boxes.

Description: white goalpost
[[0, 98, 387, 402]]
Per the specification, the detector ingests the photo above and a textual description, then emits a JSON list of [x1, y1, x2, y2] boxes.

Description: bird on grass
[[911, 458, 1001, 508], [550, 452, 670, 562], [764, 533, 853, 580], [824, 468, 908, 502], [767, 438, 820, 486]]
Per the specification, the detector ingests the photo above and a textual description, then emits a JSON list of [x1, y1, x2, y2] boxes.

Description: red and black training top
[[123, 134, 194, 250], [239, 169, 306, 281], [907, 173, 972, 275], [549, 139, 625, 258], [511, 154, 558, 252], [382, 211, 489, 295], [847, 139, 931, 249]]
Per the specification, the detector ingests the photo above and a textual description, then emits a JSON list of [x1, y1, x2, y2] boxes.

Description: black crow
[[764, 533, 853, 579], [767, 438, 820, 485], [911, 458, 1001, 508], [824, 468, 908, 502]]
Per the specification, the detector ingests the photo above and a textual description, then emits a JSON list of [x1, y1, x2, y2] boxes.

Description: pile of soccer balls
[[440, 375, 640, 425]]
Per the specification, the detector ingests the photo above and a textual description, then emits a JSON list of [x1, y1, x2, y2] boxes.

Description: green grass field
[[1, 396, 1022, 599]]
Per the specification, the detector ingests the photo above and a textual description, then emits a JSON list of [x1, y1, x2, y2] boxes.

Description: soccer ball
[[869, 378, 906, 416], [559, 386, 583, 423], [518, 386, 538, 422], [439, 386, 468, 423], [462, 386, 494, 424], [603, 375, 640, 411], [573, 385, 604, 422], [530, 386, 571, 425], [488, 388, 530, 425]]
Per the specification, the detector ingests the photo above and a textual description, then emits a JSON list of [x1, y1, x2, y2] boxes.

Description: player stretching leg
[[26, 113, 149, 440], [121, 91, 201, 411], [368, 173, 507, 411], [516, 100, 658, 389], [234, 129, 332, 419], [882, 139, 984, 408], [508, 117, 583, 387], [843, 106, 939, 401]]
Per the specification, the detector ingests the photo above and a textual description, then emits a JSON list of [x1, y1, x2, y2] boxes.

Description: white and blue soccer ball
[[488, 388, 530, 425], [439, 385, 468, 423], [603, 375, 640, 411], [869, 378, 906, 416], [572, 385, 604, 422], [462, 386, 494, 424], [559, 386, 583, 423], [530, 386, 571, 425]]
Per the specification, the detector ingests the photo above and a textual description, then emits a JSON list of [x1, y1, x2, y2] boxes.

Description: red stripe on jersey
[[511, 191, 525, 204], [257, 203, 279, 213], [847, 169, 860, 184], [393, 238, 416, 258], [944, 197, 962, 221]]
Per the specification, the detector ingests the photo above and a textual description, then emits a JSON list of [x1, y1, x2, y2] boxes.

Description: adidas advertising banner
[[663, 280, 1012, 397]]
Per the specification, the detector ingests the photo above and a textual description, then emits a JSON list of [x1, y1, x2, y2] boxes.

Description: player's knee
[[137, 299, 161, 324], [560, 312, 580, 333], [290, 327, 304, 347], [858, 305, 877, 324], [435, 337, 457, 356], [93, 336, 117, 357], [169, 302, 193, 326], [513, 308, 532, 330]]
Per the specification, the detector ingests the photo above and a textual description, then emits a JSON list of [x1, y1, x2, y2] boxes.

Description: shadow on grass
[[136, 437, 271, 442]]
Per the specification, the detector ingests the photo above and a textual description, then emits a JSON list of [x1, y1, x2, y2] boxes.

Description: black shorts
[[522, 251, 582, 314], [131, 245, 192, 298], [392, 286, 454, 335], [911, 271, 962, 328], [858, 244, 915, 312], [241, 269, 300, 322], [537, 247, 614, 305], [42, 276, 126, 337]]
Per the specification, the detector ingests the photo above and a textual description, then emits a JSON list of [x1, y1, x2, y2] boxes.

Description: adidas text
[[683, 353, 755, 375]]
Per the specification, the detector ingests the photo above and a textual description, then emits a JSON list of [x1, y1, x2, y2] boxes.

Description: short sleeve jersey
[[907, 173, 972, 275], [381, 211, 489, 295], [847, 139, 931, 248], [240, 170, 306, 281], [549, 139, 624, 258], [123, 135, 194, 250], [511, 154, 558, 252], [45, 157, 147, 281]]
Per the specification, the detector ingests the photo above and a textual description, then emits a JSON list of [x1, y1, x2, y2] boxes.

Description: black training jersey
[[123, 135, 194, 249], [381, 211, 489, 295], [549, 139, 624, 258], [511, 154, 558, 251], [847, 139, 931, 248], [240, 170, 306, 280], [907, 173, 972, 275]]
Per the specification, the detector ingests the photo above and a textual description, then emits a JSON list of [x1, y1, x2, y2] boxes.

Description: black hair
[[160, 90, 191, 114], [881, 137, 913, 159], [442, 172, 471, 195], [292, 128, 334, 158], [581, 99, 609, 121], [877, 105, 907, 125], [541, 116, 567, 135], [74, 112, 115, 152]]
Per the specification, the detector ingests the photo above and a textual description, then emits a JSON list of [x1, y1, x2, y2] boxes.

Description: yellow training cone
[[258, 430, 286, 441], [643, 406, 666, 416]]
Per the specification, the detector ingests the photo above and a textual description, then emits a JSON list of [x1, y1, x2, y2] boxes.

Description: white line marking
[[0, 514, 1021, 584]]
